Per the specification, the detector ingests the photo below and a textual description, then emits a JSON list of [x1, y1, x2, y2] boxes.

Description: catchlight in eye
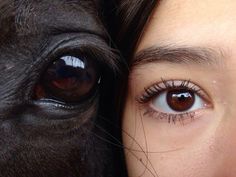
[[34, 54, 100, 104]]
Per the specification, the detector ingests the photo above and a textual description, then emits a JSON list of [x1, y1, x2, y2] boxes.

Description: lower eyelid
[[135, 79, 215, 125], [138, 98, 213, 126], [143, 108, 191, 125], [151, 92, 209, 113], [142, 102, 213, 125]]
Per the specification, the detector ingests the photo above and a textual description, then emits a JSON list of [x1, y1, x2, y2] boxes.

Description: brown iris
[[35, 55, 99, 103], [166, 89, 195, 112]]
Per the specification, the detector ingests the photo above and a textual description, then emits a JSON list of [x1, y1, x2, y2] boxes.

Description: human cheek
[[123, 104, 221, 177], [148, 130, 223, 177], [122, 73, 229, 177]]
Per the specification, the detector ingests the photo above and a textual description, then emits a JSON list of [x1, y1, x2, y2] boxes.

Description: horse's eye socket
[[34, 55, 100, 103]]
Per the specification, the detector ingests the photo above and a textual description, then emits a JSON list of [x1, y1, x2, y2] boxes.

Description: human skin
[[122, 0, 236, 177]]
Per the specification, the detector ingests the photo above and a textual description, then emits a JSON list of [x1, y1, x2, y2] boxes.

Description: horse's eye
[[34, 55, 100, 103]]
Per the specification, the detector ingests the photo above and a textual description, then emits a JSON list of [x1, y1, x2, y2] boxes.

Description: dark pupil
[[166, 89, 195, 112], [41, 55, 98, 102]]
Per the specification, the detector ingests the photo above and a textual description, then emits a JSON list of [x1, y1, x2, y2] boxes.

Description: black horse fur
[[0, 0, 122, 177]]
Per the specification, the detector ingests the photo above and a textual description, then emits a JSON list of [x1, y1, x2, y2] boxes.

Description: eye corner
[[136, 78, 214, 124]]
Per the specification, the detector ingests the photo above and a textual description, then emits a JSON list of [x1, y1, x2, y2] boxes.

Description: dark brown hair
[[115, 0, 158, 61], [107, 1, 159, 176]]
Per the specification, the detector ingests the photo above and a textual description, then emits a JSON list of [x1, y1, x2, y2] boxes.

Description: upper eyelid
[[27, 34, 118, 75], [136, 79, 212, 105], [22, 35, 117, 99]]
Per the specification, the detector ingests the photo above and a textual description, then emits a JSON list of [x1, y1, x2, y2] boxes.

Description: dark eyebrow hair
[[132, 46, 225, 67]]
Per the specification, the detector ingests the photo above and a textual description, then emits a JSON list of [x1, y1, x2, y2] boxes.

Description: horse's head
[[0, 1, 120, 176]]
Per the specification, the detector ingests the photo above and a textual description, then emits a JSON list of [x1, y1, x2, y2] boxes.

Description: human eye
[[137, 79, 213, 124]]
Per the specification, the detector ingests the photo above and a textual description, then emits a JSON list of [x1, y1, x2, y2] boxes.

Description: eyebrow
[[133, 46, 225, 67]]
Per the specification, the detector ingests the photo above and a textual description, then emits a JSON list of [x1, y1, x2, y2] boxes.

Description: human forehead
[[137, 0, 236, 51]]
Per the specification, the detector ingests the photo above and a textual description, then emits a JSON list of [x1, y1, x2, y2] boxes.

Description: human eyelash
[[136, 79, 211, 124], [137, 79, 205, 104], [143, 107, 196, 124]]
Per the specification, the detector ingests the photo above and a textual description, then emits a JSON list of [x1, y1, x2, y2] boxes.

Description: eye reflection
[[166, 89, 195, 112], [34, 54, 100, 103], [153, 88, 204, 113], [137, 80, 213, 123]]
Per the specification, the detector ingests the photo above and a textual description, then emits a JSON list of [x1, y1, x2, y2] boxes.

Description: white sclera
[[152, 91, 206, 114]]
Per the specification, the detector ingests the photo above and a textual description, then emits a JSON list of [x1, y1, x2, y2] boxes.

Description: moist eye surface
[[137, 79, 212, 124], [34, 54, 100, 103], [166, 89, 195, 112]]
